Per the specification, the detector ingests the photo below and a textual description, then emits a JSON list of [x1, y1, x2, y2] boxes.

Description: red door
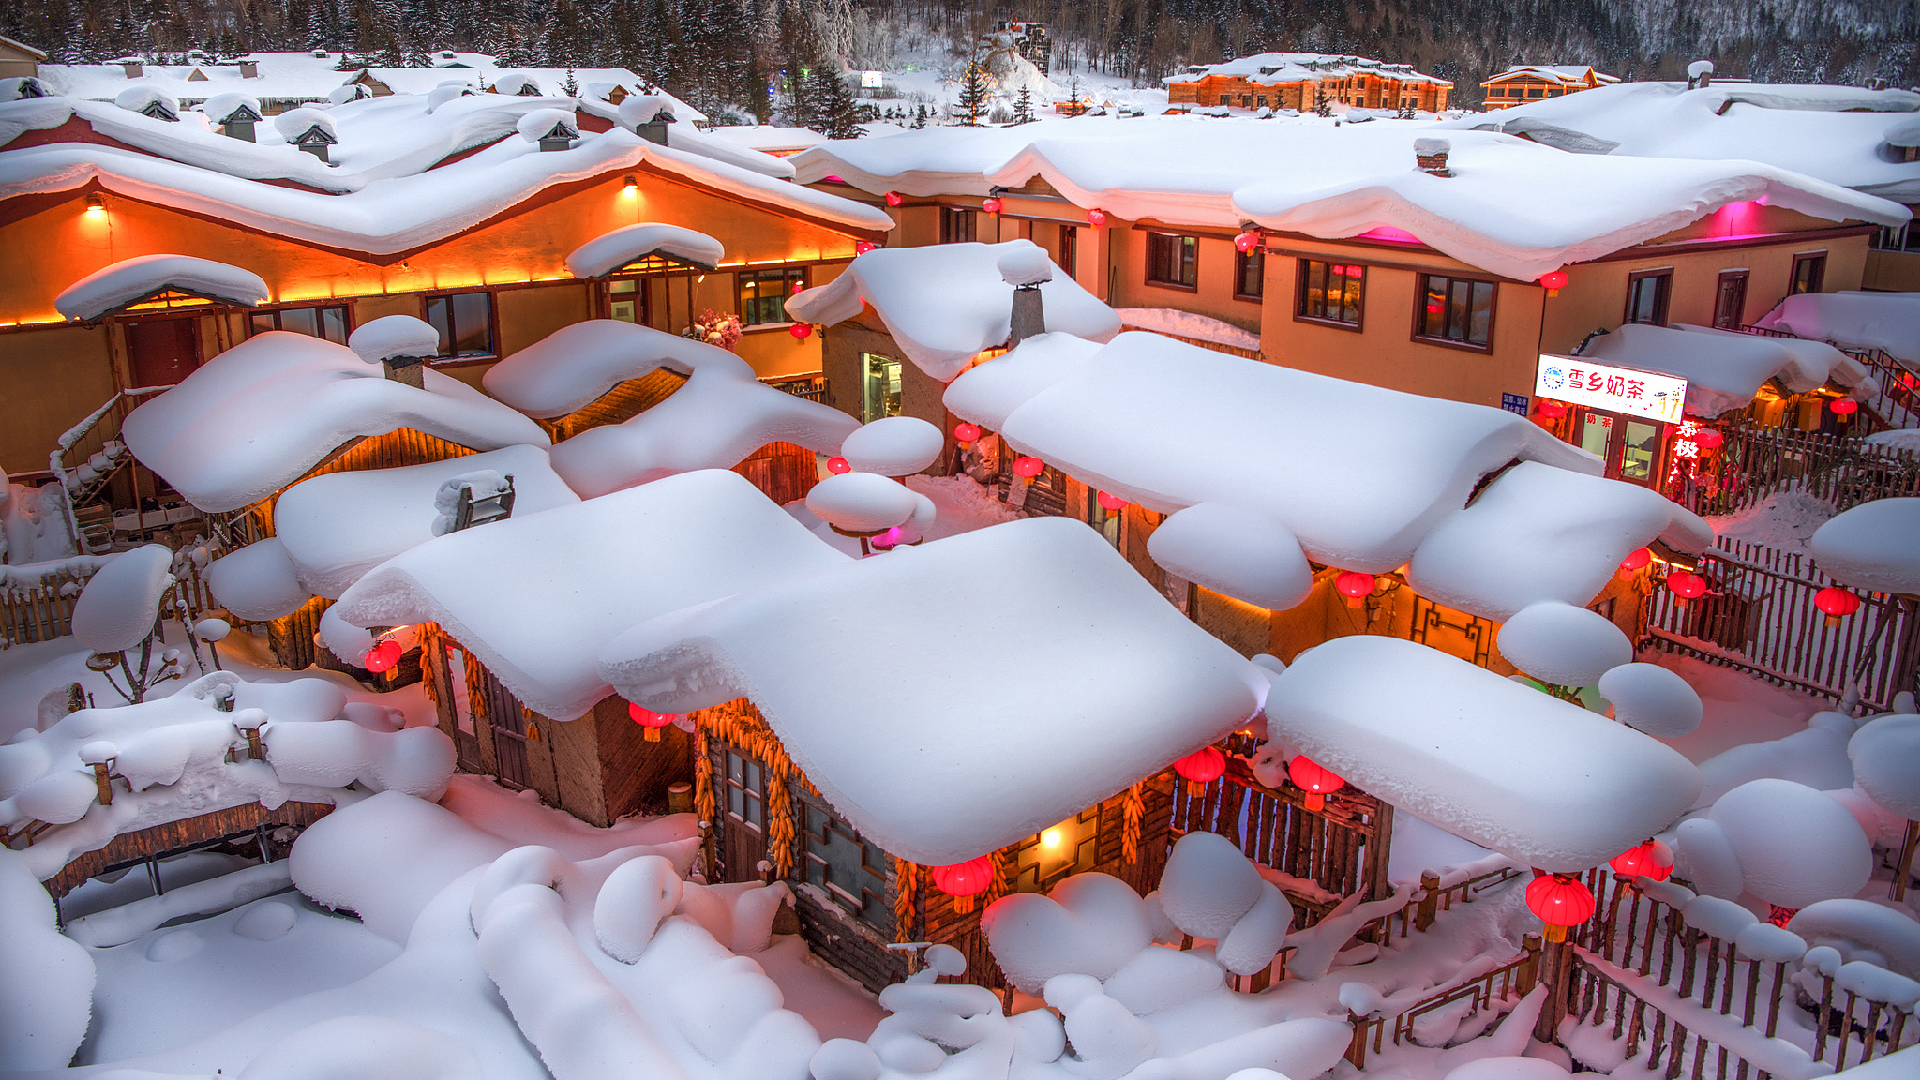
[[125, 319, 202, 387]]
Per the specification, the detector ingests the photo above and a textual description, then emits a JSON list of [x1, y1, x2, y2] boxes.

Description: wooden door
[[483, 670, 532, 789], [719, 746, 768, 883], [125, 318, 202, 387]]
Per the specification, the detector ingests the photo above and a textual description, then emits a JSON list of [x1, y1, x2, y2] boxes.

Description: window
[[423, 291, 495, 359], [1257, 95, 1268, 108], [803, 802, 891, 930], [940, 206, 975, 244], [724, 750, 764, 831], [738, 265, 808, 326], [1625, 270, 1672, 326], [1057, 223, 1077, 279], [1297, 259, 1364, 326], [1235, 248, 1265, 299], [1085, 485, 1121, 549], [1146, 232, 1197, 289], [607, 278, 649, 324], [1713, 270, 1749, 329], [860, 352, 901, 423], [1415, 275, 1496, 348], [1220, 94, 1232, 106], [1791, 253, 1827, 296], [249, 304, 349, 344]]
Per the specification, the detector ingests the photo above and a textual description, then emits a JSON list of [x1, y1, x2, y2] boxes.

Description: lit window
[[738, 266, 808, 326], [1416, 275, 1496, 348], [1297, 259, 1364, 325]]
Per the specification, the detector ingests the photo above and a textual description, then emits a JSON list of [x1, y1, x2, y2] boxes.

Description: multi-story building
[[1479, 65, 1619, 110], [1165, 53, 1452, 114]]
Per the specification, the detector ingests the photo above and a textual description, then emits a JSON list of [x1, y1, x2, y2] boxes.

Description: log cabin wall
[[549, 369, 688, 441], [238, 427, 480, 539], [732, 441, 822, 506]]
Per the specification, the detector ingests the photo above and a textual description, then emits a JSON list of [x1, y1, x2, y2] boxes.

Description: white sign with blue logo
[[1534, 353, 1687, 424]]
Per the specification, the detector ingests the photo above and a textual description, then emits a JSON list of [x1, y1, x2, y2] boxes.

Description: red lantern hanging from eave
[[1288, 756, 1344, 811], [855, 241, 877, 255], [1694, 428, 1724, 451], [826, 457, 852, 475], [628, 701, 676, 743], [1666, 570, 1706, 602], [362, 638, 402, 673], [1609, 840, 1671, 882], [1086, 208, 1108, 227], [1525, 873, 1597, 942], [1619, 547, 1653, 574], [930, 856, 995, 897], [1536, 400, 1568, 421], [1830, 398, 1859, 417], [1234, 230, 1260, 253], [1537, 270, 1569, 294], [982, 196, 1003, 214], [1012, 456, 1045, 480], [884, 190, 903, 206], [1334, 570, 1376, 608], [1097, 490, 1128, 512], [788, 322, 813, 340], [1173, 745, 1227, 784], [953, 422, 982, 446], [1815, 585, 1861, 628]]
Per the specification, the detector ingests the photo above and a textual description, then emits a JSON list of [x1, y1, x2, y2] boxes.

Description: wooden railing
[[0, 550, 222, 651], [1675, 422, 1920, 520], [1346, 942, 1541, 1068], [1569, 952, 1779, 1080]]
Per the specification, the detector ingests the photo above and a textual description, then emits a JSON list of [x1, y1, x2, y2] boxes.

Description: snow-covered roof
[[0, 94, 891, 257], [598, 517, 1264, 866], [70, 545, 173, 653], [1582, 323, 1873, 418], [483, 319, 747, 417], [1755, 291, 1920, 366], [331, 471, 854, 721], [122, 331, 549, 513], [702, 125, 830, 153], [1266, 635, 1702, 871], [792, 117, 1905, 281], [564, 222, 726, 278], [1450, 82, 1920, 202], [785, 240, 1122, 380], [1165, 53, 1450, 87], [1810, 498, 1920, 596], [1484, 66, 1618, 86], [53, 254, 269, 321]]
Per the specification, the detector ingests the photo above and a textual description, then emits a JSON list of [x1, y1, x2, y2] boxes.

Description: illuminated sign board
[[861, 70, 884, 88], [1534, 354, 1687, 424]]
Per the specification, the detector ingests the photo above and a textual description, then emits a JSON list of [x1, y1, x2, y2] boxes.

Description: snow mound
[[114, 84, 177, 119], [1789, 899, 1920, 980], [998, 243, 1054, 286], [1266, 636, 1700, 870], [1146, 503, 1314, 610], [200, 91, 263, 125], [804, 472, 932, 533], [1691, 778, 1872, 908], [237, 1015, 486, 1080], [1810, 498, 1920, 595], [1850, 713, 1920, 819], [1598, 663, 1703, 737], [205, 536, 312, 621], [515, 106, 576, 142], [1585, 323, 1872, 418], [941, 331, 1104, 431], [272, 105, 336, 141], [617, 94, 674, 126], [265, 721, 456, 801], [482, 318, 749, 418], [1757, 291, 1920, 366], [1494, 601, 1632, 686], [565, 222, 725, 278], [54, 254, 269, 322], [1444, 1059, 1571, 1080], [348, 315, 441, 365], [785, 241, 1121, 380], [70, 543, 173, 652], [840, 416, 944, 477], [0, 848, 94, 1069]]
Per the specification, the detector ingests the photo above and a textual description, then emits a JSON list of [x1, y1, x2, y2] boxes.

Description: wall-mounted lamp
[[621, 174, 638, 197], [85, 192, 106, 215]]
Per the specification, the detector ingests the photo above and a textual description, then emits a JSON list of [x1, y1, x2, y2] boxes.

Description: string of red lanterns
[[627, 702, 677, 742], [1525, 872, 1597, 942]]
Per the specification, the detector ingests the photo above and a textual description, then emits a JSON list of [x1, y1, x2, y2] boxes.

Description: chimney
[[382, 356, 426, 388], [350, 315, 441, 387], [121, 59, 144, 79], [1687, 60, 1713, 90], [998, 244, 1054, 348], [239, 60, 259, 78], [1414, 136, 1450, 177], [222, 119, 256, 142]]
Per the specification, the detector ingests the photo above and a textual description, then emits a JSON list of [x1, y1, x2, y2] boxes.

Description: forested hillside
[[4, 0, 1915, 114]]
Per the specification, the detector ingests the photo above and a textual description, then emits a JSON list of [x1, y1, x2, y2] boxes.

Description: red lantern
[[1525, 873, 1597, 942], [1097, 490, 1127, 512], [1234, 230, 1260, 253], [1334, 570, 1375, 608], [362, 638, 402, 673], [628, 701, 676, 743], [827, 457, 852, 475], [1694, 428, 1724, 451], [1609, 840, 1671, 882], [982, 197, 1003, 214], [930, 856, 994, 897], [1830, 398, 1858, 416], [788, 322, 813, 340], [884, 190, 903, 206], [953, 422, 982, 445], [1173, 745, 1227, 783], [1666, 570, 1706, 601], [1536, 400, 1568, 421], [1086, 208, 1107, 227], [1537, 270, 1569, 291], [855, 241, 877, 254], [1012, 456, 1045, 479], [1815, 586, 1861, 627], [1619, 547, 1652, 573], [1288, 756, 1344, 811]]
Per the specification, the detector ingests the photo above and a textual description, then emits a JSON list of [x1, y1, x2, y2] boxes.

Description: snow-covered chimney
[[239, 60, 259, 78], [120, 59, 144, 79], [619, 95, 675, 146], [1414, 137, 1450, 177], [998, 244, 1053, 348], [349, 315, 441, 388], [1687, 60, 1714, 90]]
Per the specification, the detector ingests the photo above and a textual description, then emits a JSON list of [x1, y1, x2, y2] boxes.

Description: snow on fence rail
[[1643, 537, 1920, 713], [1345, 941, 1543, 1068], [1678, 423, 1920, 520], [0, 545, 223, 650]]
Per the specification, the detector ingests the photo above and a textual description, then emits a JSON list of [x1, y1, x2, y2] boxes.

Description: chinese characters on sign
[[1534, 353, 1687, 424], [1500, 392, 1530, 416]]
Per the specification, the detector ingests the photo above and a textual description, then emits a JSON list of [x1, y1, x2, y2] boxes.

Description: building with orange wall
[[1165, 53, 1452, 114], [1479, 66, 1619, 110]]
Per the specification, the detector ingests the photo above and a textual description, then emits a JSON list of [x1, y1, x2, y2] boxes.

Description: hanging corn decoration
[[1122, 782, 1145, 864]]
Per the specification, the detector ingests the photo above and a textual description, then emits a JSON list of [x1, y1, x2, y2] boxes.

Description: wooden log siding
[[549, 369, 688, 441], [267, 594, 333, 672], [238, 427, 480, 539], [42, 799, 336, 897], [732, 441, 822, 506]]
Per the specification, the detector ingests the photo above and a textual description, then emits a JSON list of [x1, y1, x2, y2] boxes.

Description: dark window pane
[[425, 296, 452, 355], [1467, 282, 1493, 344], [1422, 279, 1449, 338], [280, 306, 320, 337], [249, 312, 275, 336], [451, 292, 492, 354], [1058, 225, 1077, 278], [319, 307, 349, 344]]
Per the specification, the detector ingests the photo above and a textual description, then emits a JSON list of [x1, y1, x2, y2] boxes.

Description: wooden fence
[[1643, 537, 1920, 712], [1676, 423, 1920, 519], [0, 552, 221, 651], [1346, 943, 1542, 1068]]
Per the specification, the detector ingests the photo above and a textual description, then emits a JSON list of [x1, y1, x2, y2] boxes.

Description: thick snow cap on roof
[[1266, 636, 1702, 870], [952, 332, 1598, 577], [565, 222, 726, 277], [1810, 498, 1920, 595], [1756, 291, 1920, 366], [598, 517, 1263, 866], [784, 241, 1121, 380], [332, 471, 851, 721], [545, 364, 860, 498], [482, 319, 750, 418], [1583, 323, 1868, 418], [122, 331, 548, 513], [275, 444, 578, 598], [70, 545, 173, 653], [54, 254, 268, 322], [1166, 52, 1449, 86]]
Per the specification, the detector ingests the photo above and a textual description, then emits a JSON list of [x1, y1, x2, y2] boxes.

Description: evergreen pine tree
[[956, 59, 988, 126], [809, 61, 860, 138], [1011, 84, 1034, 123], [911, 102, 926, 128], [1312, 84, 1331, 116]]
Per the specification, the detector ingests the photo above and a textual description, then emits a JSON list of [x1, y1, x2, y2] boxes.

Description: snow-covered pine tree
[[1313, 85, 1331, 116], [912, 102, 927, 128], [1011, 84, 1034, 124], [956, 59, 988, 125], [562, 65, 578, 95], [810, 61, 861, 138]]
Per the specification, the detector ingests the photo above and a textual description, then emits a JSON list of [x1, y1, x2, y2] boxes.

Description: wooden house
[[0, 35, 45, 79], [1164, 53, 1452, 114], [1479, 65, 1619, 110]]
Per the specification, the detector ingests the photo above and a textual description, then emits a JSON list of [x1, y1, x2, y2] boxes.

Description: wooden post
[[1535, 935, 1569, 1043], [1416, 871, 1440, 931], [1895, 819, 1918, 902], [90, 761, 113, 806]]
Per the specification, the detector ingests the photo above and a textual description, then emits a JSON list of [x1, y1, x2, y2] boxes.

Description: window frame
[[1057, 223, 1078, 280], [1713, 269, 1750, 330], [1144, 231, 1199, 291], [247, 303, 352, 344], [939, 205, 976, 244], [1790, 252, 1827, 296], [421, 290, 499, 362], [1234, 247, 1265, 301], [723, 749, 766, 833], [1410, 273, 1499, 352], [800, 798, 893, 932], [1624, 269, 1673, 327], [604, 275, 653, 326], [1294, 258, 1366, 331], [737, 264, 810, 328]]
